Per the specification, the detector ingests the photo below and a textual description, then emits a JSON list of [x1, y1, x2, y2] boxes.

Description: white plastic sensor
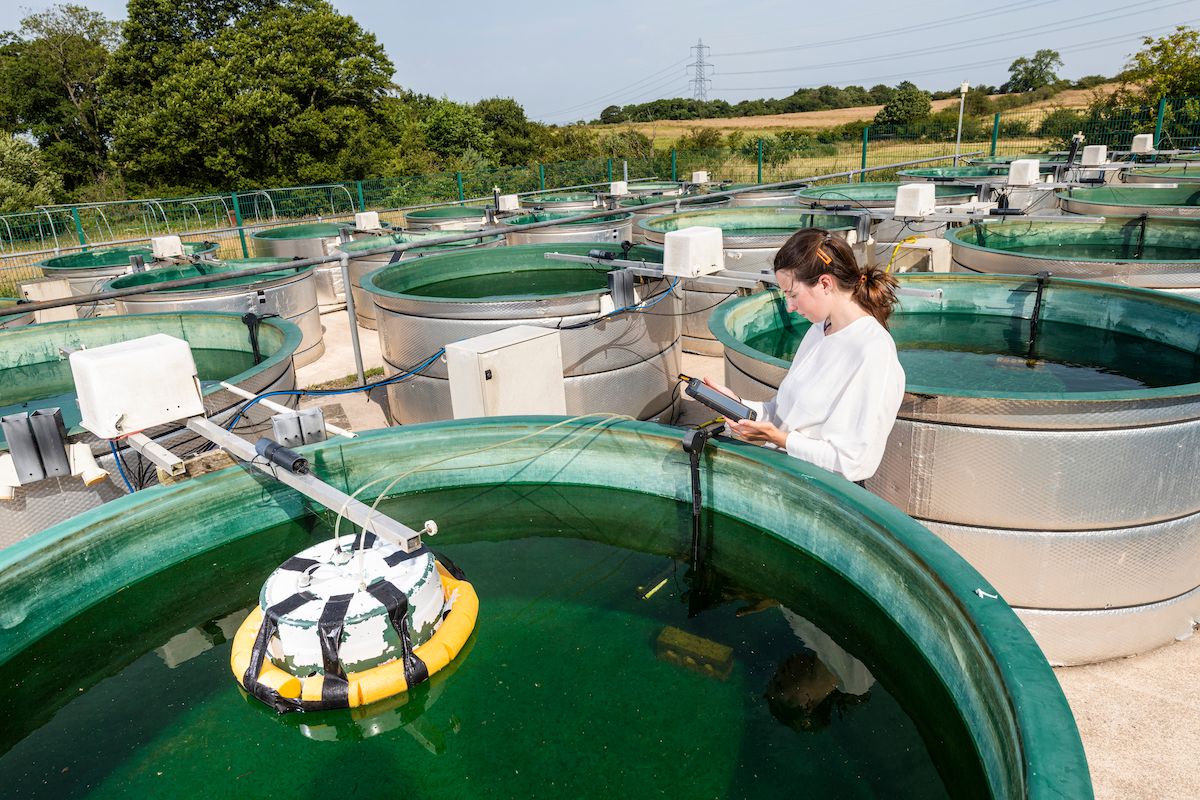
[[69, 443, 109, 486], [663, 226, 724, 278], [151, 236, 184, 260], [1130, 133, 1156, 154], [894, 183, 936, 217], [691, 171, 710, 184], [1081, 145, 1108, 166], [497, 194, 520, 212], [1008, 159, 1042, 187], [609, 181, 629, 195], [71, 334, 205, 439], [355, 211, 382, 231]]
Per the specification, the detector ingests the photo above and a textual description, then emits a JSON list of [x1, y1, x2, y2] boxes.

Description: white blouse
[[743, 315, 905, 482]]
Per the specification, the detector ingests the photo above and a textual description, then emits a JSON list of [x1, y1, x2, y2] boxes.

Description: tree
[[422, 99, 494, 166], [1004, 49, 1062, 92], [598, 105, 624, 124], [873, 84, 931, 126], [102, 0, 395, 191], [0, 134, 64, 211], [475, 97, 545, 165], [1121, 26, 1200, 102], [0, 5, 118, 192]]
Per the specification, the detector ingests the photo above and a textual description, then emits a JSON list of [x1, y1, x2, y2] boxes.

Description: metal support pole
[[954, 82, 968, 166], [355, 180, 366, 212], [860, 127, 869, 182], [231, 192, 249, 258], [757, 139, 763, 183], [455, 172, 465, 202], [1154, 97, 1167, 148], [607, 159, 613, 182], [539, 164, 546, 191], [70, 206, 87, 248], [340, 253, 366, 385], [622, 160, 628, 182], [671, 149, 677, 181], [991, 113, 1001, 156]]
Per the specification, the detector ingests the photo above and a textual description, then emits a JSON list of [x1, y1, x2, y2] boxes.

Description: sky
[[10, 0, 1198, 123]]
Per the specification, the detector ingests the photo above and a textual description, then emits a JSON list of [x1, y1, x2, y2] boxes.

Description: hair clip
[[814, 247, 832, 266]]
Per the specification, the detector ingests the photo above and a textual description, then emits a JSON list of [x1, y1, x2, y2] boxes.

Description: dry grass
[[598, 83, 1123, 145]]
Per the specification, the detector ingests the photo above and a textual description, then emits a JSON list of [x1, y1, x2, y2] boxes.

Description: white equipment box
[[446, 326, 566, 419], [151, 235, 184, 259], [691, 171, 709, 184], [1008, 159, 1042, 186], [1081, 145, 1108, 166], [71, 334, 205, 439], [1131, 133, 1155, 154], [609, 181, 629, 195], [663, 226, 724, 278], [497, 194, 520, 212], [894, 183, 936, 217], [355, 211, 382, 230]]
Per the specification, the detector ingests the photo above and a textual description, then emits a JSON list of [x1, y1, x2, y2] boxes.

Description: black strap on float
[[430, 550, 466, 581], [243, 592, 313, 713], [316, 593, 354, 706], [364, 579, 430, 687], [680, 420, 725, 617], [384, 544, 429, 568]]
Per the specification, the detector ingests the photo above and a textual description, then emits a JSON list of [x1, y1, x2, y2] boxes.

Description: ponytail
[[773, 228, 901, 329]]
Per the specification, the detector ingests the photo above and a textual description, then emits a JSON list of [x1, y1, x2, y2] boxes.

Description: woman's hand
[[702, 376, 740, 402], [727, 418, 788, 450]]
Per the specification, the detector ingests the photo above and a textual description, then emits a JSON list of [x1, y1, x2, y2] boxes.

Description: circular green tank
[[711, 274, 1200, 665], [619, 193, 731, 244], [402, 206, 490, 231], [945, 218, 1200, 295], [250, 223, 392, 312], [966, 153, 1071, 166], [0, 418, 1091, 799], [37, 241, 219, 317], [518, 191, 599, 211], [362, 243, 678, 424], [501, 211, 633, 245], [1058, 185, 1200, 218], [1123, 164, 1200, 184], [898, 165, 1052, 184], [794, 182, 976, 208], [625, 181, 685, 196], [338, 231, 504, 330]]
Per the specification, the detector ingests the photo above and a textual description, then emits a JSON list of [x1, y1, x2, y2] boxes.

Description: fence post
[[756, 139, 763, 184], [607, 158, 613, 182], [231, 192, 249, 258], [355, 181, 366, 212], [70, 206, 87, 248], [859, 127, 869, 182], [990, 113, 1001, 156], [1154, 97, 1167, 147], [455, 172, 465, 202], [538, 164, 546, 191], [670, 149, 677, 181]]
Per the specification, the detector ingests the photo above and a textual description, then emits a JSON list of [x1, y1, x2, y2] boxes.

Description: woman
[[705, 228, 905, 483]]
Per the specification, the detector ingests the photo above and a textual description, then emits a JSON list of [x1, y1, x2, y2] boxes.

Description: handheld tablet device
[[678, 374, 757, 421]]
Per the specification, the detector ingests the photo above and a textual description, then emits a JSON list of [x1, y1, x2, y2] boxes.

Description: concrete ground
[[298, 308, 1200, 800]]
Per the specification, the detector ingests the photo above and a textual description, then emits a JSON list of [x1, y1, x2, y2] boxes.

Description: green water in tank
[[404, 269, 610, 298], [743, 313, 1200, 393], [0, 349, 258, 431], [0, 485, 989, 799]]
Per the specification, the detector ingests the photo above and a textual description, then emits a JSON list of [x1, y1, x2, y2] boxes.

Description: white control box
[[663, 226, 724, 278], [497, 194, 520, 212], [355, 211, 382, 230], [609, 181, 628, 195], [151, 235, 184, 260], [1131, 133, 1156, 154], [691, 171, 710, 184], [1081, 145, 1108, 166], [894, 183, 936, 217], [71, 334, 205, 439], [446, 326, 566, 419], [1008, 159, 1042, 186]]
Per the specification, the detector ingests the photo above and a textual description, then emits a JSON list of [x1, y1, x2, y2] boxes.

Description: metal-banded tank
[[339, 231, 504, 331], [0, 312, 301, 540], [501, 211, 633, 245], [898, 165, 1051, 184], [966, 153, 1071, 166], [946, 218, 1200, 298], [362, 243, 680, 424], [795, 182, 976, 243], [1058, 185, 1200, 217], [619, 193, 731, 244], [107, 259, 324, 368], [711, 275, 1200, 665], [639, 208, 859, 356], [37, 241, 219, 317], [518, 192, 599, 211], [402, 205, 490, 231], [1123, 164, 1200, 185], [625, 181, 685, 196], [0, 299, 33, 329], [250, 223, 366, 313], [726, 184, 804, 207], [0, 418, 1091, 799]]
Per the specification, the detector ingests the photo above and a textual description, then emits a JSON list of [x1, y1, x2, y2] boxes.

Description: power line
[[687, 39, 713, 101], [530, 58, 690, 120]]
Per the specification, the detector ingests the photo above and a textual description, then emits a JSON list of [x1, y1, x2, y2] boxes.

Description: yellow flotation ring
[[231, 561, 478, 709]]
